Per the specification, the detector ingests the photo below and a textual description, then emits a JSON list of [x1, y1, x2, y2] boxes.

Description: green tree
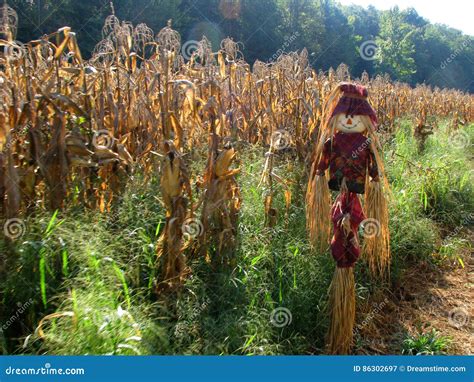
[[375, 7, 417, 81], [277, 0, 324, 62], [5, 0, 474, 91], [239, 0, 284, 62], [317, 0, 356, 70], [10, 0, 67, 40], [61, 0, 110, 57], [343, 4, 379, 76]]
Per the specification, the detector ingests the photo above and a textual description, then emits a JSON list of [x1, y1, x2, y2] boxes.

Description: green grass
[[402, 328, 451, 355], [0, 119, 472, 355], [386, 121, 473, 266]]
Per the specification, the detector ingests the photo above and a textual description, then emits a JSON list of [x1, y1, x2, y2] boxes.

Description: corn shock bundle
[[306, 166, 331, 251], [194, 100, 241, 265], [156, 141, 192, 291]]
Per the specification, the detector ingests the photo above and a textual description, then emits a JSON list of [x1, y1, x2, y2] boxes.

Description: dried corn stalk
[[191, 97, 241, 265], [0, 8, 472, 279], [156, 141, 192, 291]]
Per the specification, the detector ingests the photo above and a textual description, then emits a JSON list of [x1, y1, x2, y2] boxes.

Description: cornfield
[[1, 5, 473, 288]]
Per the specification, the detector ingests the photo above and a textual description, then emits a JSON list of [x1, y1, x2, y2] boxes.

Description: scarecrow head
[[328, 82, 378, 134], [313, 82, 383, 195]]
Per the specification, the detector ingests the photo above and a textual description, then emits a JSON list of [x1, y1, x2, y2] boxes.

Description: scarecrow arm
[[315, 138, 331, 175]]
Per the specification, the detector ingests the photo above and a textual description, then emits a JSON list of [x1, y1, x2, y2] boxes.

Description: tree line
[[8, 0, 474, 91]]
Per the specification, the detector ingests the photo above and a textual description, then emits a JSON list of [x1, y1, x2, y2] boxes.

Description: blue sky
[[337, 0, 473, 35]]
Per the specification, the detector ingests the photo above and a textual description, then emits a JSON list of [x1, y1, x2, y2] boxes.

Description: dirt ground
[[355, 240, 473, 355]]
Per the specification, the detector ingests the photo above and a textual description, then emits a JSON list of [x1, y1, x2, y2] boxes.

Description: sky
[[337, 0, 473, 35]]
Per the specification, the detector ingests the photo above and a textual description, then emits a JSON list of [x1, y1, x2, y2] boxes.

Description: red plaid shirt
[[316, 131, 378, 194], [330, 191, 365, 268]]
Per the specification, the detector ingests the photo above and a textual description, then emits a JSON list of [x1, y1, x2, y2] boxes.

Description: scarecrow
[[306, 82, 390, 354]]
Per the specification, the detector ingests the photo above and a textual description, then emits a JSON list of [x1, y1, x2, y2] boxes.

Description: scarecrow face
[[334, 113, 366, 133]]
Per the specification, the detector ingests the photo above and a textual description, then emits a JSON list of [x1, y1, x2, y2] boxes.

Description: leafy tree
[[375, 7, 417, 82], [316, 0, 356, 70], [239, 0, 284, 62], [9, 0, 66, 40], [343, 4, 379, 76], [277, 0, 324, 62]]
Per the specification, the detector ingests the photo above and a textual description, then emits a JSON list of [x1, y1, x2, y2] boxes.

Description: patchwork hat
[[330, 82, 377, 126]]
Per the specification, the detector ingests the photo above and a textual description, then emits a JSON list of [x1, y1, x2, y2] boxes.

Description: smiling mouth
[[342, 122, 359, 129]]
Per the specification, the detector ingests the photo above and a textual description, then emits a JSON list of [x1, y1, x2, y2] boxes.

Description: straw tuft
[[327, 267, 356, 354]]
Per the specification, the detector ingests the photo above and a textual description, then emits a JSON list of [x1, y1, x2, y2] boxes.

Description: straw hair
[[312, 86, 344, 166], [363, 180, 391, 278], [361, 114, 390, 191], [305, 86, 343, 251], [327, 267, 355, 354], [360, 114, 391, 277], [305, 171, 331, 251]]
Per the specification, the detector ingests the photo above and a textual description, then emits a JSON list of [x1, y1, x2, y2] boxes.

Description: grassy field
[[0, 119, 472, 355]]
